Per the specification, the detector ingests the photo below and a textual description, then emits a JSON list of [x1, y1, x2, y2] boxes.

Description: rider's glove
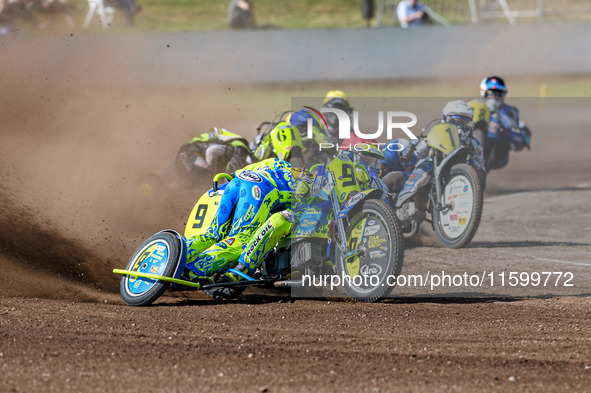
[[355, 165, 370, 184], [295, 179, 311, 199], [279, 210, 296, 223], [400, 145, 415, 163]]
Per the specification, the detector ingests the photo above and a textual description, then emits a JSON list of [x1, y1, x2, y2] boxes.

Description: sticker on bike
[[238, 171, 263, 183]]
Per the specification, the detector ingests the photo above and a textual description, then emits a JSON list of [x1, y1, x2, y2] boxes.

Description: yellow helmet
[[322, 90, 351, 107]]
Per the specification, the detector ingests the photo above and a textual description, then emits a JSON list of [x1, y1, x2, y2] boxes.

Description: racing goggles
[[358, 154, 382, 173], [448, 115, 474, 132], [484, 89, 505, 98]]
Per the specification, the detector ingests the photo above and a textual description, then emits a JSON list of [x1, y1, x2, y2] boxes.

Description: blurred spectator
[[117, 0, 140, 26], [361, 0, 374, 28], [0, 0, 75, 29], [227, 0, 254, 29], [397, 0, 429, 28], [0, 0, 37, 27]]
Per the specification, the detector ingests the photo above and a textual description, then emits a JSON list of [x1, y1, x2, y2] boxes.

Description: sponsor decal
[[296, 229, 314, 236], [344, 192, 365, 208], [458, 217, 467, 225], [226, 237, 235, 246], [368, 220, 376, 226], [150, 265, 159, 274], [450, 214, 458, 220], [463, 185, 469, 192], [409, 174, 418, 180], [364, 224, 381, 236], [238, 171, 262, 183], [368, 235, 387, 248], [244, 205, 254, 220], [360, 263, 383, 276], [369, 250, 387, 260], [300, 219, 318, 228], [252, 185, 261, 201], [245, 222, 274, 259]]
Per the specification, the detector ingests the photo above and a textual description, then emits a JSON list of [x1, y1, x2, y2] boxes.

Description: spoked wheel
[[120, 231, 182, 306], [339, 199, 404, 302], [432, 164, 483, 249]]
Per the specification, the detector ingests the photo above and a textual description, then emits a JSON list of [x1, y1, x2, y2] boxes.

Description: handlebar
[[256, 121, 273, 135], [419, 118, 441, 138], [213, 173, 234, 192]]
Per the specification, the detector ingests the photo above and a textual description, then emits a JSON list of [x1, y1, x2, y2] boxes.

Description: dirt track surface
[[2, 296, 591, 393], [1, 36, 591, 392]]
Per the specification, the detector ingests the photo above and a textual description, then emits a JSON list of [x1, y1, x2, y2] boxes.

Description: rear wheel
[[432, 164, 483, 249], [339, 199, 404, 302], [120, 232, 181, 306]]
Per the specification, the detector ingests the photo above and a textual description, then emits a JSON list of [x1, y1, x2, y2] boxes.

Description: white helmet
[[441, 100, 474, 131]]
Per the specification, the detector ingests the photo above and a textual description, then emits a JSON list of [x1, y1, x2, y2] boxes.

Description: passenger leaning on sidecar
[[174, 127, 253, 188], [468, 76, 532, 170], [183, 158, 299, 282]]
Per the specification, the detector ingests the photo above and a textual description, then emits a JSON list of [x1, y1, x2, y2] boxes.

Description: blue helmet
[[289, 109, 323, 130], [479, 76, 507, 98]]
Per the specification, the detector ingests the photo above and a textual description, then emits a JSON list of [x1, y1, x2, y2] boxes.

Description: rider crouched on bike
[[380, 100, 482, 203], [183, 158, 301, 282], [441, 100, 487, 179], [469, 76, 531, 170], [174, 127, 253, 189]]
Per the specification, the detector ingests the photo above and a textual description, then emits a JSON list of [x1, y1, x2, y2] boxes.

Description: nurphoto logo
[[302, 106, 419, 139], [301, 106, 419, 151]]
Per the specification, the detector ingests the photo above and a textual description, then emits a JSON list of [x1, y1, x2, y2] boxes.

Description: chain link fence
[[376, 0, 591, 27]]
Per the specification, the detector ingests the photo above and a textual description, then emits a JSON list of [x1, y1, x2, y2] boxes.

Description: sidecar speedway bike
[[114, 153, 404, 305]]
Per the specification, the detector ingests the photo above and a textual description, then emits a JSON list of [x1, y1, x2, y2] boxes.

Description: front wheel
[[120, 232, 182, 306], [339, 199, 404, 302], [432, 164, 483, 249]]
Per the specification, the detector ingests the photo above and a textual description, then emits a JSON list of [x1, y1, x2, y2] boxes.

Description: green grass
[[72, 0, 367, 32], [70, 0, 591, 32]]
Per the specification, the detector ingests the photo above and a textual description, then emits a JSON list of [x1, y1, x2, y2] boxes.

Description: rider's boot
[[224, 263, 249, 282], [182, 268, 214, 286]]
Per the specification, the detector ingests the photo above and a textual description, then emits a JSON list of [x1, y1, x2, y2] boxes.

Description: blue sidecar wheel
[[120, 232, 182, 306]]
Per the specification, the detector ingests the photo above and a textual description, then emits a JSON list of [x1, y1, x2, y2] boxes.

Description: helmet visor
[[449, 115, 474, 131], [484, 89, 505, 98], [359, 154, 382, 172]]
